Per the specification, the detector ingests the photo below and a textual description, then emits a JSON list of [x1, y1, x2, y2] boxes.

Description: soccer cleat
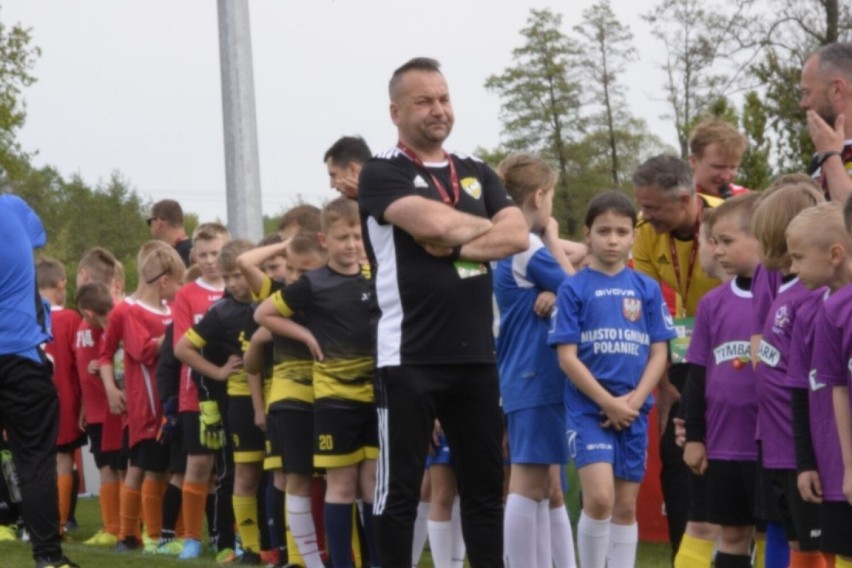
[[64, 519, 79, 532], [179, 538, 202, 560], [83, 529, 117, 547], [0, 525, 16, 542], [259, 549, 279, 565], [34, 556, 80, 568], [114, 535, 141, 552], [216, 547, 239, 563], [156, 538, 185, 556], [238, 549, 262, 565]]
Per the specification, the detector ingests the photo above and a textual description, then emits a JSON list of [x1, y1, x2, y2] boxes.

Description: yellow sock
[[351, 504, 363, 568], [673, 533, 715, 568], [233, 495, 260, 553], [753, 535, 766, 568], [833, 555, 852, 568]]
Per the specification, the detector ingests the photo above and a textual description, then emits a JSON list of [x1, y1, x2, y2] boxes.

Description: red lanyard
[[668, 199, 703, 307], [397, 142, 460, 206]]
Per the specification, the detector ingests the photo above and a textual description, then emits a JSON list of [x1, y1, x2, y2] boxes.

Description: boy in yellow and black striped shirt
[[256, 197, 378, 568]]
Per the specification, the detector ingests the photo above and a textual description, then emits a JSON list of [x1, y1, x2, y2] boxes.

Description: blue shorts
[[425, 433, 451, 467], [507, 404, 569, 465], [567, 411, 648, 483]]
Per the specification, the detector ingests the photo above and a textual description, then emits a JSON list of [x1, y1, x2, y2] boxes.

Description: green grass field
[[0, 495, 673, 567]]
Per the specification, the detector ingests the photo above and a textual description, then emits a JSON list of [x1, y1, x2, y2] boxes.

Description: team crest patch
[[461, 177, 482, 199], [623, 298, 641, 322], [773, 305, 790, 332]]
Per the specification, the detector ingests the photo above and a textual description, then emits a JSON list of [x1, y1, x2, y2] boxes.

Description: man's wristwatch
[[816, 150, 842, 168]]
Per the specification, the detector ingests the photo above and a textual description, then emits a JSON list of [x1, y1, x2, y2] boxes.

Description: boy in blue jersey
[[493, 153, 576, 567], [549, 191, 675, 568]]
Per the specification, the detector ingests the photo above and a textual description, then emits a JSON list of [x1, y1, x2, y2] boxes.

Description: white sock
[[504, 494, 539, 566], [550, 505, 577, 568], [606, 522, 638, 568], [411, 501, 430, 567], [536, 500, 552, 568], [450, 497, 465, 567], [286, 494, 325, 568], [577, 511, 610, 568], [428, 519, 453, 568]]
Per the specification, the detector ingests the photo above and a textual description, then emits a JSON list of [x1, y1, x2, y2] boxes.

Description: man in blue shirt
[[0, 194, 77, 568]]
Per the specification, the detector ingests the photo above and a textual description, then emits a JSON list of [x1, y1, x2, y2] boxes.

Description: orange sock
[[824, 553, 836, 568], [100, 481, 120, 536], [182, 481, 208, 541], [175, 503, 186, 538], [57, 473, 73, 533], [119, 485, 142, 541], [790, 550, 828, 568], [141, 479, 163, 540]]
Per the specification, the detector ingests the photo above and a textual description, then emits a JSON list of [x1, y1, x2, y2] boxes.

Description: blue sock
[[264, 477, 281, 551], [764, 521, 790, 568], [324, 502, 354, 568], [360, 502, 379, 568]]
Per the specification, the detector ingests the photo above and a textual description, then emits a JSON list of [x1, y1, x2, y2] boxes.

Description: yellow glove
[[199, 400, 225, 450]]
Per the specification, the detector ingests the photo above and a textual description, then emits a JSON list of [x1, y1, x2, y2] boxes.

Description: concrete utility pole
[[217, 0, 262, 241]]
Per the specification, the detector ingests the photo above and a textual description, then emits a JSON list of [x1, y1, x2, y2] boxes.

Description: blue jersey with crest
[[494, 233, 569, 413], [548, 266, 675, 415]]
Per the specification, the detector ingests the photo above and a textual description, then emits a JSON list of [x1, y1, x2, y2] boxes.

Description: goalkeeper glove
[[199, 400, 225, 450]]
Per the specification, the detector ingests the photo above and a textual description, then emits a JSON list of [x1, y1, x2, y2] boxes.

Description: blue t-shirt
[[0, 195, 50, 362], [547, 266, 675, 414], [494, 234, 570, 413]]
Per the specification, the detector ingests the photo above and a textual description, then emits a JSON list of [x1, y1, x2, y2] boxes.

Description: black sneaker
[[34, 556, 80, 568], [115, 535, 140, 552], [239, 549, 262, 565]]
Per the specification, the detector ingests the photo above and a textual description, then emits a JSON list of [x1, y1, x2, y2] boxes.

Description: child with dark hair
[[549, 190, 675, 568]]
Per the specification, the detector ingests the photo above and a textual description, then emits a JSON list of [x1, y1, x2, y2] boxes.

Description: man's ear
[[390, 101, 400, 126]]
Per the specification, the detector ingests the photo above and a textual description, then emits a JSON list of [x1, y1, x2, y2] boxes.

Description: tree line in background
[[483, 0, 852, 236], [1, 0, 850, 290]]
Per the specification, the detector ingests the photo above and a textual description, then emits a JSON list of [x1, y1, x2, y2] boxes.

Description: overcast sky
[[4, 0, 676, 227]]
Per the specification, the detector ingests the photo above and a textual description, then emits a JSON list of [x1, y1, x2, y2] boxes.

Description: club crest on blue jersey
[[461, 177, 482, 199], [622, 298, 641, 322]]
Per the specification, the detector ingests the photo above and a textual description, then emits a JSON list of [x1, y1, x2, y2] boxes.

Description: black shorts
[[229, 396, 265, 463], [268, 405, 314, 475], [180, 411, 212, 457], [687, 467, 709, 522], [753, 464, 784, 523], [706, 459, 757, 526], [314, 400, 378, 469], [753, 467, 821, 551], [168, 426, 187, 474], [86, 423, 115, 470], [129, 438, 169, 473], [819, 501, 852, 556], [57, 432, 87, 454]]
